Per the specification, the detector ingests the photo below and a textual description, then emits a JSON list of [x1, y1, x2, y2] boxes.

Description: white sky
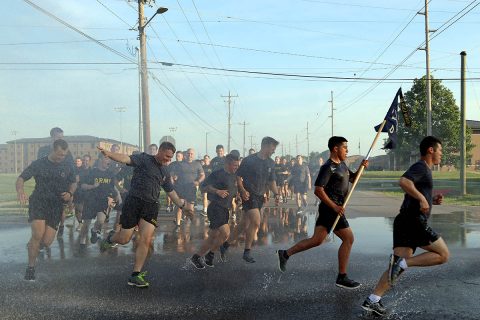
[[1, 0, 479, 157]]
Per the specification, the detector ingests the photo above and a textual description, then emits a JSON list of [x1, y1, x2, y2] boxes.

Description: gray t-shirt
[[127, 153, 174, 203], [236, 153, 276, 196], [291, 163, 310, 184], [175, 161, 204, 186]]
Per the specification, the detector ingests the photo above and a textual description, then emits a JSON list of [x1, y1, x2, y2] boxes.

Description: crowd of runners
[[15, 126, 449, 316]]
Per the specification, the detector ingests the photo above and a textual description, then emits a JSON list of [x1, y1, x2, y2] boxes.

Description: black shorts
[[120, 195, 159, 229], [393, 211, 439, 251], [207, 203, 230, 229], [276, 177, 287, 186], [175, 184, 197, 203], [242, 193, 265, 211], [294, 181, 308, 194], [82, 198, 108, 220], [315, 203, 349, 232], [28, 197, 64, 230]]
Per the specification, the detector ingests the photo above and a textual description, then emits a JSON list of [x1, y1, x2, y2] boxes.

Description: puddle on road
[[1, 207, 480, 264]]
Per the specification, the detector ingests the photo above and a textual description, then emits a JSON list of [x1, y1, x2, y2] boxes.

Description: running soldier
[[290, 155, 311, 211], [210, 144, 225, 172], [361, 136, 449, 316], [99, 142, 191, 287], [237, 137, 281, 263], [190, 153, 240, 269], [79, 153, 117, 250], [171, 148, 205, 229], [277, 136, 367, 289], [17, 139, 76, 280]]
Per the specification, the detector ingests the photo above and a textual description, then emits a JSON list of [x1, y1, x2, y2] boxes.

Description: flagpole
[[328, 119, 387, 235]]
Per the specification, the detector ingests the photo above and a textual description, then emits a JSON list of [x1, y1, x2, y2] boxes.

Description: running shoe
[[24, 266, 35, 281], [277, 250, 288, 273], [90, 228, 99, 244], [335, 274, 361, 289], [361, 298, 387, 316], [388, 254, 405, 285], [204, 252, 214, 267], [128, 271, 149, 288], [99, 231, 116, 252], [243, 253, 256, 263], [190, 254, 205, 269]]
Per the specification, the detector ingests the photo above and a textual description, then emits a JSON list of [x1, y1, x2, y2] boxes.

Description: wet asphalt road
[[1, 191, 480, 320]]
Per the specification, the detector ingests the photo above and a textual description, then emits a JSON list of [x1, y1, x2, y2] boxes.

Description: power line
[[96, 0, 133, 29]]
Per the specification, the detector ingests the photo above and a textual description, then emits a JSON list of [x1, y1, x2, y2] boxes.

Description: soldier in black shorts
[[362, 136, 449, 316], [190, 154, 240, 269], [79, 153, 117, 249], [237, 137, 281, 263], [16, 140, 76, 281], [99, 142, 191, 288], [277, 136, 367, 289]]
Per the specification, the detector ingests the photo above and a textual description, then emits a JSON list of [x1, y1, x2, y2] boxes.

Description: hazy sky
[[1, 0, 479, 157]]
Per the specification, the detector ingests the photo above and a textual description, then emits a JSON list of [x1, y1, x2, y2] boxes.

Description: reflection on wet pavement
[[1, 205, 480, 265]]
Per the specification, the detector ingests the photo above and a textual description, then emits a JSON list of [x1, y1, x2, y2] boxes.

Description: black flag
[[374, 88, 409, 149]]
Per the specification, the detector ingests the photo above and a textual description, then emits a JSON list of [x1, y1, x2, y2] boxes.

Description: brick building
[[1, 135, 138, 173]]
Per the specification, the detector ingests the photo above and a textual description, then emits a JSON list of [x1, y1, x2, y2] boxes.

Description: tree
[[391, 76, 473, 168]]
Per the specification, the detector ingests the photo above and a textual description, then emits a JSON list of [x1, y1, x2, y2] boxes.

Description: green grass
[[384, 190, 480, 206], [362, 170, 480, 181], [0, 174, 34, 205]]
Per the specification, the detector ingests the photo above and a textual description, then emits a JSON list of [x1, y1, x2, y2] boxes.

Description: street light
[[138, 3, 168, 151]]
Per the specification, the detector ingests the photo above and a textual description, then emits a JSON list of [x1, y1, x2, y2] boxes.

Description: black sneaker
[[90, 229, 99, 244], [24, 266, 35, 281], [361, 298, 387, 316], [388, 254, 405, 285], [277, 250, 288, 273], [57, 225, 64, 238], [204, 252, 214, 267], [335, 275, 361, 289], [243, 253, 256, 263], [190, 254, 205, 269]]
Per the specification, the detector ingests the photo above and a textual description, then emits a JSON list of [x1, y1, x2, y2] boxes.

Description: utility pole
[[114, 107, 127, 151], [169, 127, 177, 145], [238, 121, 249, 157], [306, 122, 310, 162], [12, 130, 18, 174], [138, 2, 168, 152], [329, 91, 335, 137], [295, 135, 298, 156], [136, 47, 143, 151], [221, 91, 238, 152], [460, 51, 467, 195], [138, 1, 150, 152], [205, 132, 209, 156], [249, 135, 254, 150], [288, 142, 291, 158], [419, 0, 433, 136]]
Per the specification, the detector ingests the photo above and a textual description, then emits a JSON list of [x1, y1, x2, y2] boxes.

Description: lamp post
[[138, 3, 168, 151]]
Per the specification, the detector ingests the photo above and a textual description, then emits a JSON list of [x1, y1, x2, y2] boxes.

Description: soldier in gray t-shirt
[[237, 137, 281, 263], [172, 148, 205, 229]]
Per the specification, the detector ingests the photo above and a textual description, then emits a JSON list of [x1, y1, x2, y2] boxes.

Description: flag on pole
[[374, 88, 410, 149]]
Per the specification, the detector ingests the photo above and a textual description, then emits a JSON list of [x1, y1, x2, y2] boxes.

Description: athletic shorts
[[294, 181, 308, 194], [175, 183, 197, 203], [315, 203, 349, 232], [28, 197, 64, 230], [242, 193, 265, 211], [207, 202, 230, 229], [276, 177, 287, 186], [393, 211, 439, 252], [81, 197, 109, 220], [120, 195, 159, 229]]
